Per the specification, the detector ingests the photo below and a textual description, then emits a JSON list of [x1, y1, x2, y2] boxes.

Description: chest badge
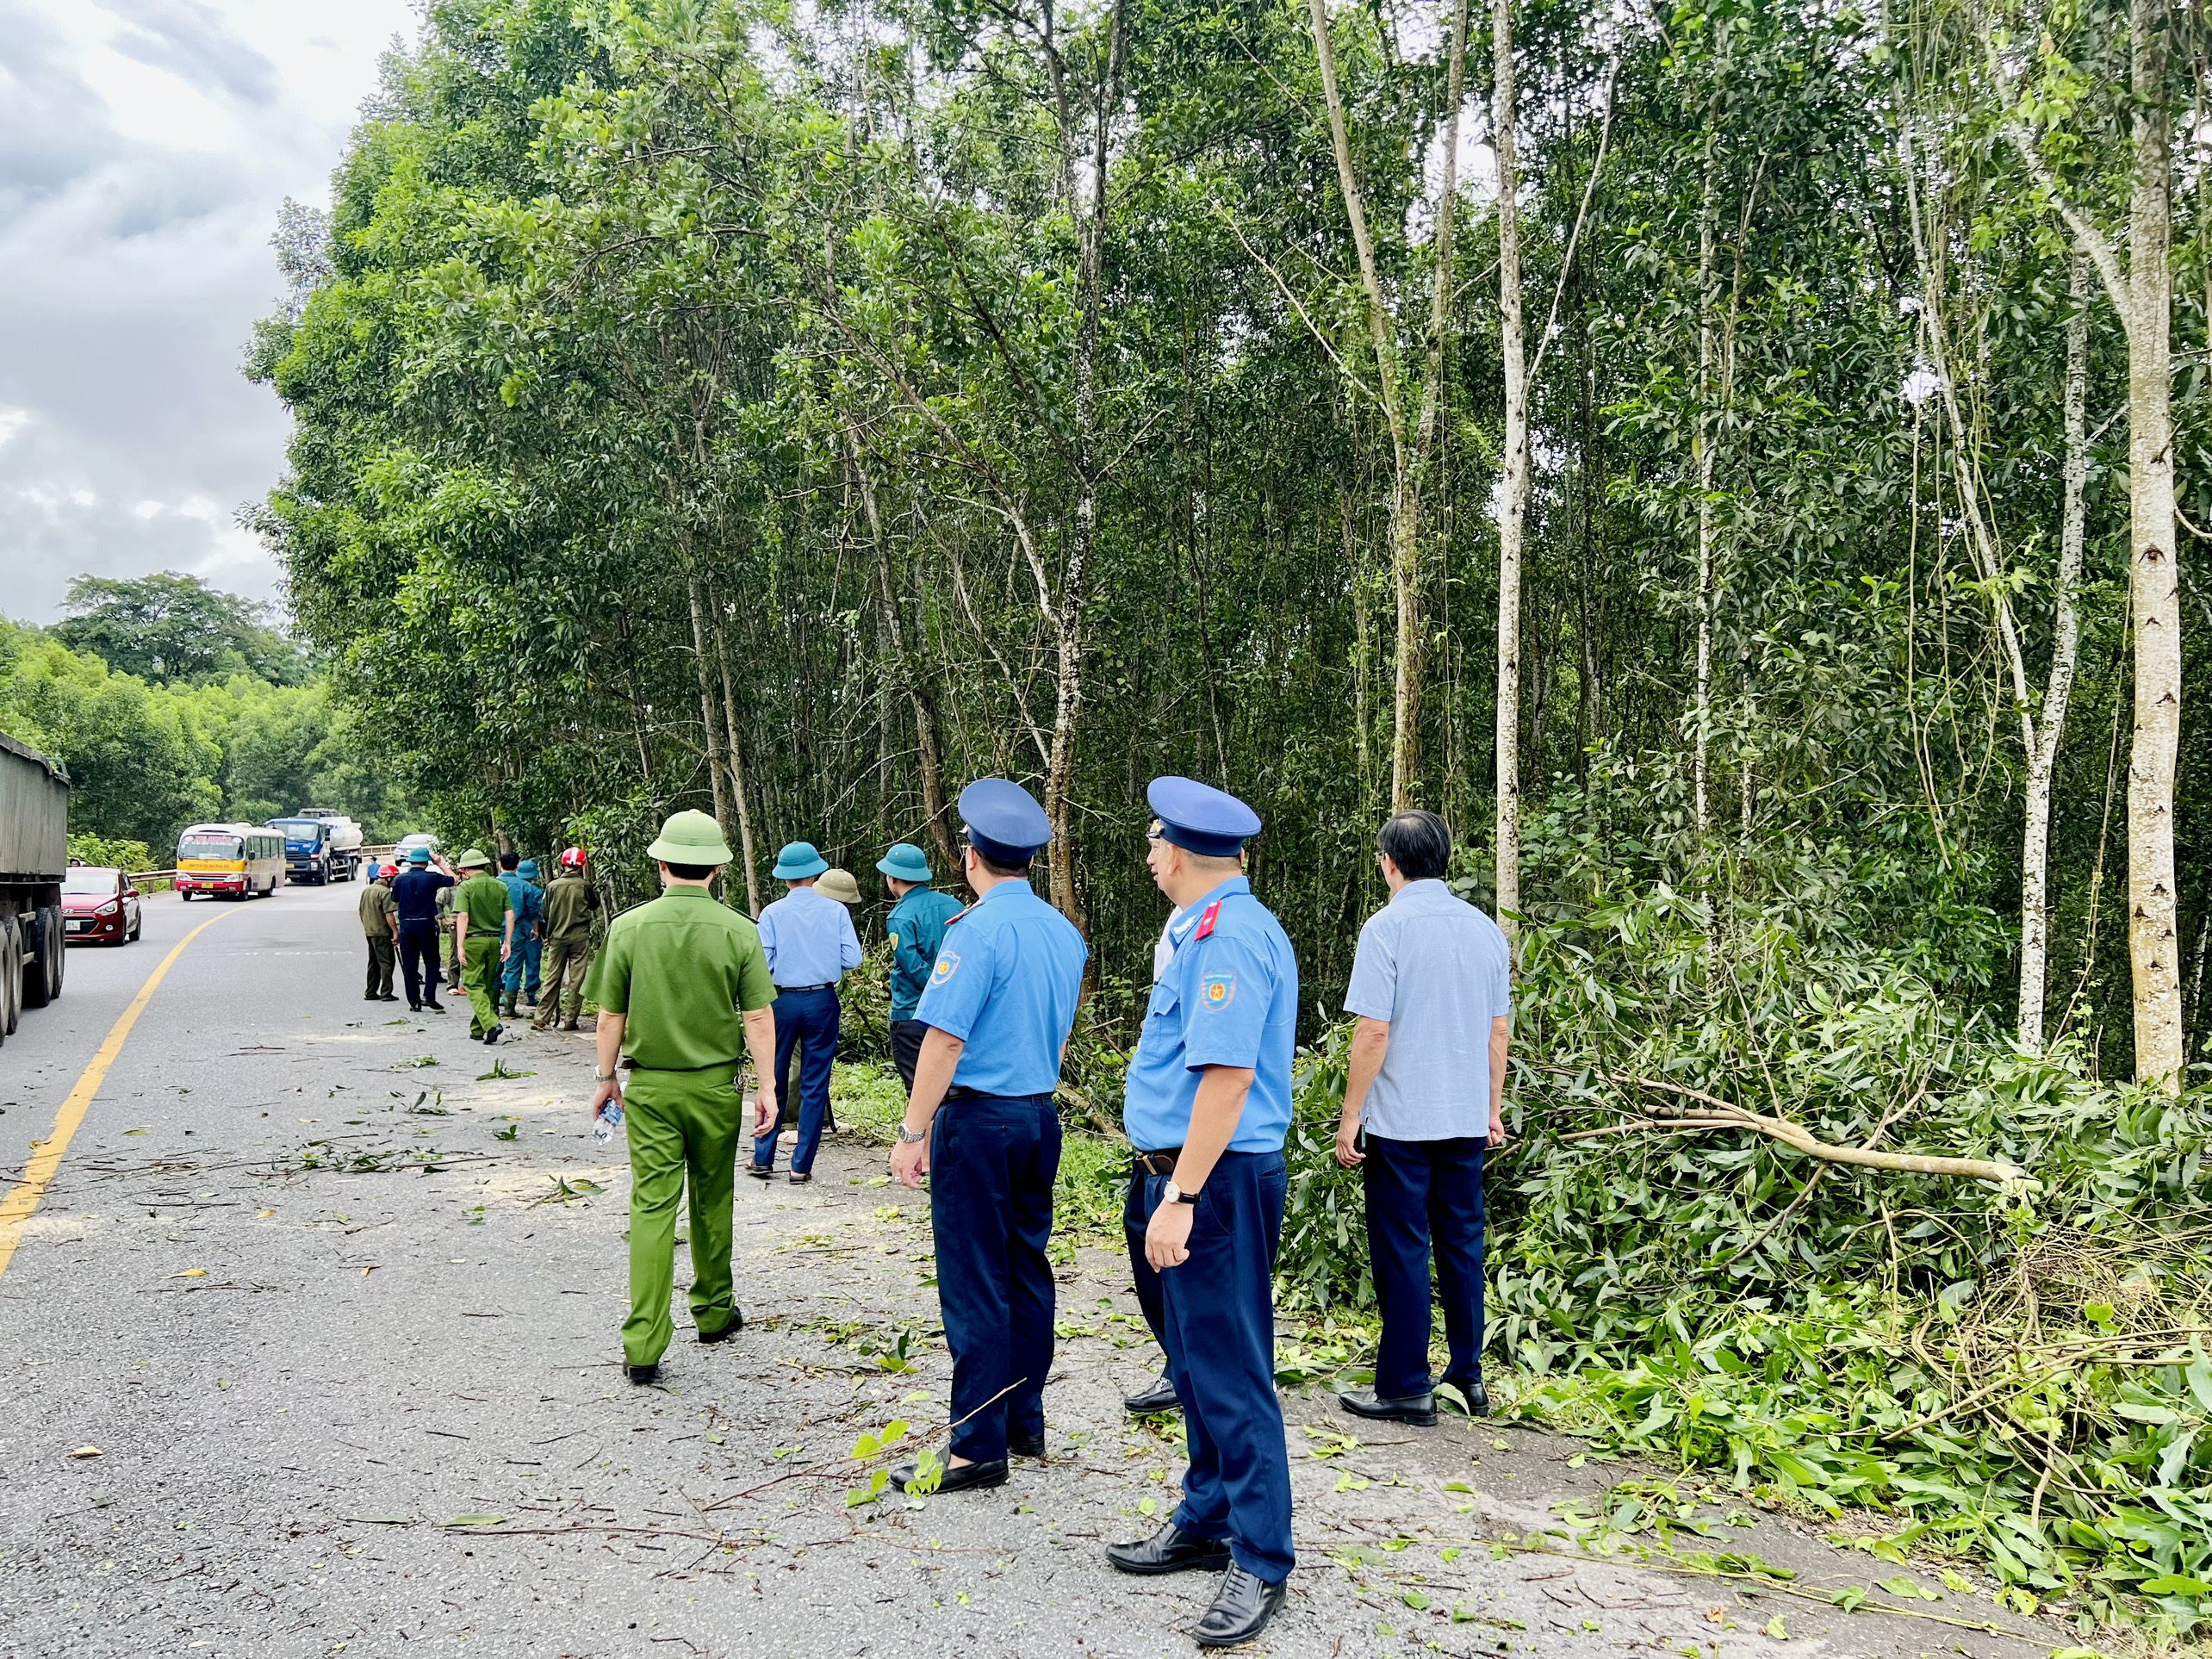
[[1200, 972, 1236, 1010]]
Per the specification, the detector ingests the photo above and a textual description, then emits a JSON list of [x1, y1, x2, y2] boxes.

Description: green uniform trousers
[[462, 936, 504, 1035], [622, 1063, 745, 1365], [364, 935, 396, 999], [531, 935, 593, 1028]]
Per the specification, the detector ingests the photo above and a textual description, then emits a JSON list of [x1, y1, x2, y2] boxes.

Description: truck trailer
[[0, 730, 70, 1043]]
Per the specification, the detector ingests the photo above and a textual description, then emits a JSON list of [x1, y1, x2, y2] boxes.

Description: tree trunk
[[711, 610, 762, 916], [1693, 121, 1718, 840], [1306, 0, 1421, 808], [1493, 0, 1526, 936], [2122, 0, 2184, 1086], [2018, 254, 2091, 1054], [686, 569, 733, 845]]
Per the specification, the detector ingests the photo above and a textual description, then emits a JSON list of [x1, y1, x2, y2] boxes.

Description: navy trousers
[[890, 1018, 927, 1094], [1149, 1149, 1293, 1583], [753, 986, 838, 1176], [1364, 1134, 1488, 1401], [1122, 1159, 1168, 1351], [929, 1092, 1059, 1463], [397, 919, 444, 1009]]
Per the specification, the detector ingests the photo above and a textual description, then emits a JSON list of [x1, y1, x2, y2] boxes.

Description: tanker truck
[[292, 807, 364, 881], [0, 729, 70, 1043]]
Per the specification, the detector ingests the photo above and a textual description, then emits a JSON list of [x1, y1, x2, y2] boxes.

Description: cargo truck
[[0, 729, 70, 1043], [291, 808, 363, 880]]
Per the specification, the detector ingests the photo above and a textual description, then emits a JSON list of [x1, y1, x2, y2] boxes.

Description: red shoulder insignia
[[946, 907, 972, 927], [1194, 899, 1223, 941]]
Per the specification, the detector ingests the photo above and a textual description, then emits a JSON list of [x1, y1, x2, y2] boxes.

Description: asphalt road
[[0, 880, 2052, 1658]]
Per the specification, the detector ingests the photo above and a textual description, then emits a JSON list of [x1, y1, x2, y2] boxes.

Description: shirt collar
[[661, 884, 715, 901], [972, 878, 1032, 909], [1390, 878, 1450, 904], [1191, 874, 1251, 911]]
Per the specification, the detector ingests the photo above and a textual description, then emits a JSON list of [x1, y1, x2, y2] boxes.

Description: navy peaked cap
[[1147, 776, 1261, 858], [960, 778, 1053, 862]]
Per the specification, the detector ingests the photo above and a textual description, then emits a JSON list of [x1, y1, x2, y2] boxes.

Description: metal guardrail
[[124, 846, 402, 888]]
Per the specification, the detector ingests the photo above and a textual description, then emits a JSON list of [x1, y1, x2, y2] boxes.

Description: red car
[[62, 866, 142, 946]]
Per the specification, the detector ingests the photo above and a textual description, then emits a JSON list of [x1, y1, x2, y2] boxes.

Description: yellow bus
[[175, 823, 286, 901]]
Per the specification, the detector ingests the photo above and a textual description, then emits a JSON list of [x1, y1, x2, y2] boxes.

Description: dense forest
[[256, 0, 2212, 1630], [0, 573, 412, 853]]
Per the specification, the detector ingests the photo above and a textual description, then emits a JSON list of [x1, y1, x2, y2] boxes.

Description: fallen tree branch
[[1539, 1068, 2026, 1184]]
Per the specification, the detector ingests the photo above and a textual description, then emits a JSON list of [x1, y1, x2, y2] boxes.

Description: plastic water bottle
[[593, 1097, 624, 1147]]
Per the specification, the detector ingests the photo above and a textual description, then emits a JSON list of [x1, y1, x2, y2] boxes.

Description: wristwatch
[[1161, 1179, 1200, 1206], [593, 1072, 618, 1084], [895, 1124, 928, 1145]]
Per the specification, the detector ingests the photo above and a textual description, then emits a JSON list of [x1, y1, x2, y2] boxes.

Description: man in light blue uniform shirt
[[1107, 777, 1297, 1650], [887, 780, 1087, 1494], [748, 841, 863, 1184], [1334, 809, 1512, 1424]]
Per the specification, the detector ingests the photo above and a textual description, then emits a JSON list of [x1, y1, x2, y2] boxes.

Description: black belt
[[944, 1086, 1053, 1102], [777, 982, 836, 993], [1133, 1146, 1182, 1177]]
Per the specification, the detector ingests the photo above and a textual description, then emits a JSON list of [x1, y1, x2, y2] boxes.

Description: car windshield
[[64, 868, 118, 895]]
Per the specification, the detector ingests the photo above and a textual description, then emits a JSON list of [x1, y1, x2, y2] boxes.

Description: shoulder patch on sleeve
[[1199, 972, 1236, 1010], [931, 951, 960, 986]]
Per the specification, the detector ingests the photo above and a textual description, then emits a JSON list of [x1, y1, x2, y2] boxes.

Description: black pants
[[397, 919, 444, 1008], [1123, 1159, 1169, 1353], [930, 1092, 1060, 1463], [1364, 1134, 1488, 1399], [364, 935, 395, 998], [890, 1018, 928, 1093]]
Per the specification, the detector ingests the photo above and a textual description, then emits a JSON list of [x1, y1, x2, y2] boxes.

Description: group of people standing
[[581, 778, 1513, 1650], [357, 843, 600, 1038]]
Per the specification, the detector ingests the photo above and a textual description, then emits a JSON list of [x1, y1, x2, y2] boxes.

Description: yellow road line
[[0, 907, 239, 1281]]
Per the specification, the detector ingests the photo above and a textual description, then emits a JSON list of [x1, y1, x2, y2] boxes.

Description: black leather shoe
[[1194, 1564, 1288, 1647], [482, 1026, 503, 1046], [1010, 1432, 1046, 1458], [788, 1171, 812, 1185], [1124, 1371, 1180, 1414], [1106, 1522, 1233, 1576], [1339, 1388, 1438, 1426], [699, 1312, 743, 1344], [1441, 1377, 1491, 1417], [425, 1002, 446, 1013], [625, 1362, 659, 1384], [891, 1457, 1007, 1494], [744, 1164, 775, 1181]]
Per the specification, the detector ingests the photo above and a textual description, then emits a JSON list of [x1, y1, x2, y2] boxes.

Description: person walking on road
[[451, 849, 515, 1043], [747, 841, 861, 1184], [499, 855, 545, 1019], [879, 842, 962, 1093], [533, 847, 599, 1032], [390, 846, 454, 1013], [583, 810, 780, 1385], [1107, 777, 1298, 1650], [1333, 810, 1512, 1426], [886, 780, 1088, 1494], [359, 864, 401, 1002]]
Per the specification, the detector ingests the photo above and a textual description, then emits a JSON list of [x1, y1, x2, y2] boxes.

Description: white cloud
[[0, 0, 420, 624]]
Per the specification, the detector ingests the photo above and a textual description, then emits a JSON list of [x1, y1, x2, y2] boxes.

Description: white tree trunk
[[2018, 255, 2091, 1054], [1493, 0, 1526, 938], [2123, 0, 2184, 1086]]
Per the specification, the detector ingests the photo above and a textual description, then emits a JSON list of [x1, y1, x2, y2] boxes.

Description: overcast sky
[[0, 0, 421, 625]]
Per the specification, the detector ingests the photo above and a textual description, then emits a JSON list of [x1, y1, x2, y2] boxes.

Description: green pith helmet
[[816, 867, 861, 904], [456, 848, 491, 870], [647, 808, 732, 867]]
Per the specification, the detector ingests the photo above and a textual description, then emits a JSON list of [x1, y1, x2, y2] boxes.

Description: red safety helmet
[[558, 846, 587, 871]]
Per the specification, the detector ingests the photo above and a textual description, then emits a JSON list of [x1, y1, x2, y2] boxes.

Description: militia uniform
[[583, 811, 775, 1375], [532, 848, 600, 1031], [450, 850, 513, 1041], [888, 780, 1088, 1493], [499, 858, 545, 1016], [1107, 777, 1297, 1650], [358, 867, 400, 1001], [878, 842, 962, 1091]]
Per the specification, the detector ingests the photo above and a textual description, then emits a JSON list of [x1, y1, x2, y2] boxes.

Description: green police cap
[[456, 848, 492, 870], [647, 809, 732, 867]]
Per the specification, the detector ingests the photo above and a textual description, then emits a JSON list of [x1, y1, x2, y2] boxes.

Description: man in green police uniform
[[451, 849, 515, 1043], [584, 810, 780, 1384]]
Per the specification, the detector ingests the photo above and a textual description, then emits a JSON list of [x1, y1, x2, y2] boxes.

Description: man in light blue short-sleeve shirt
[[1333, 809, 1512, 1430]]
